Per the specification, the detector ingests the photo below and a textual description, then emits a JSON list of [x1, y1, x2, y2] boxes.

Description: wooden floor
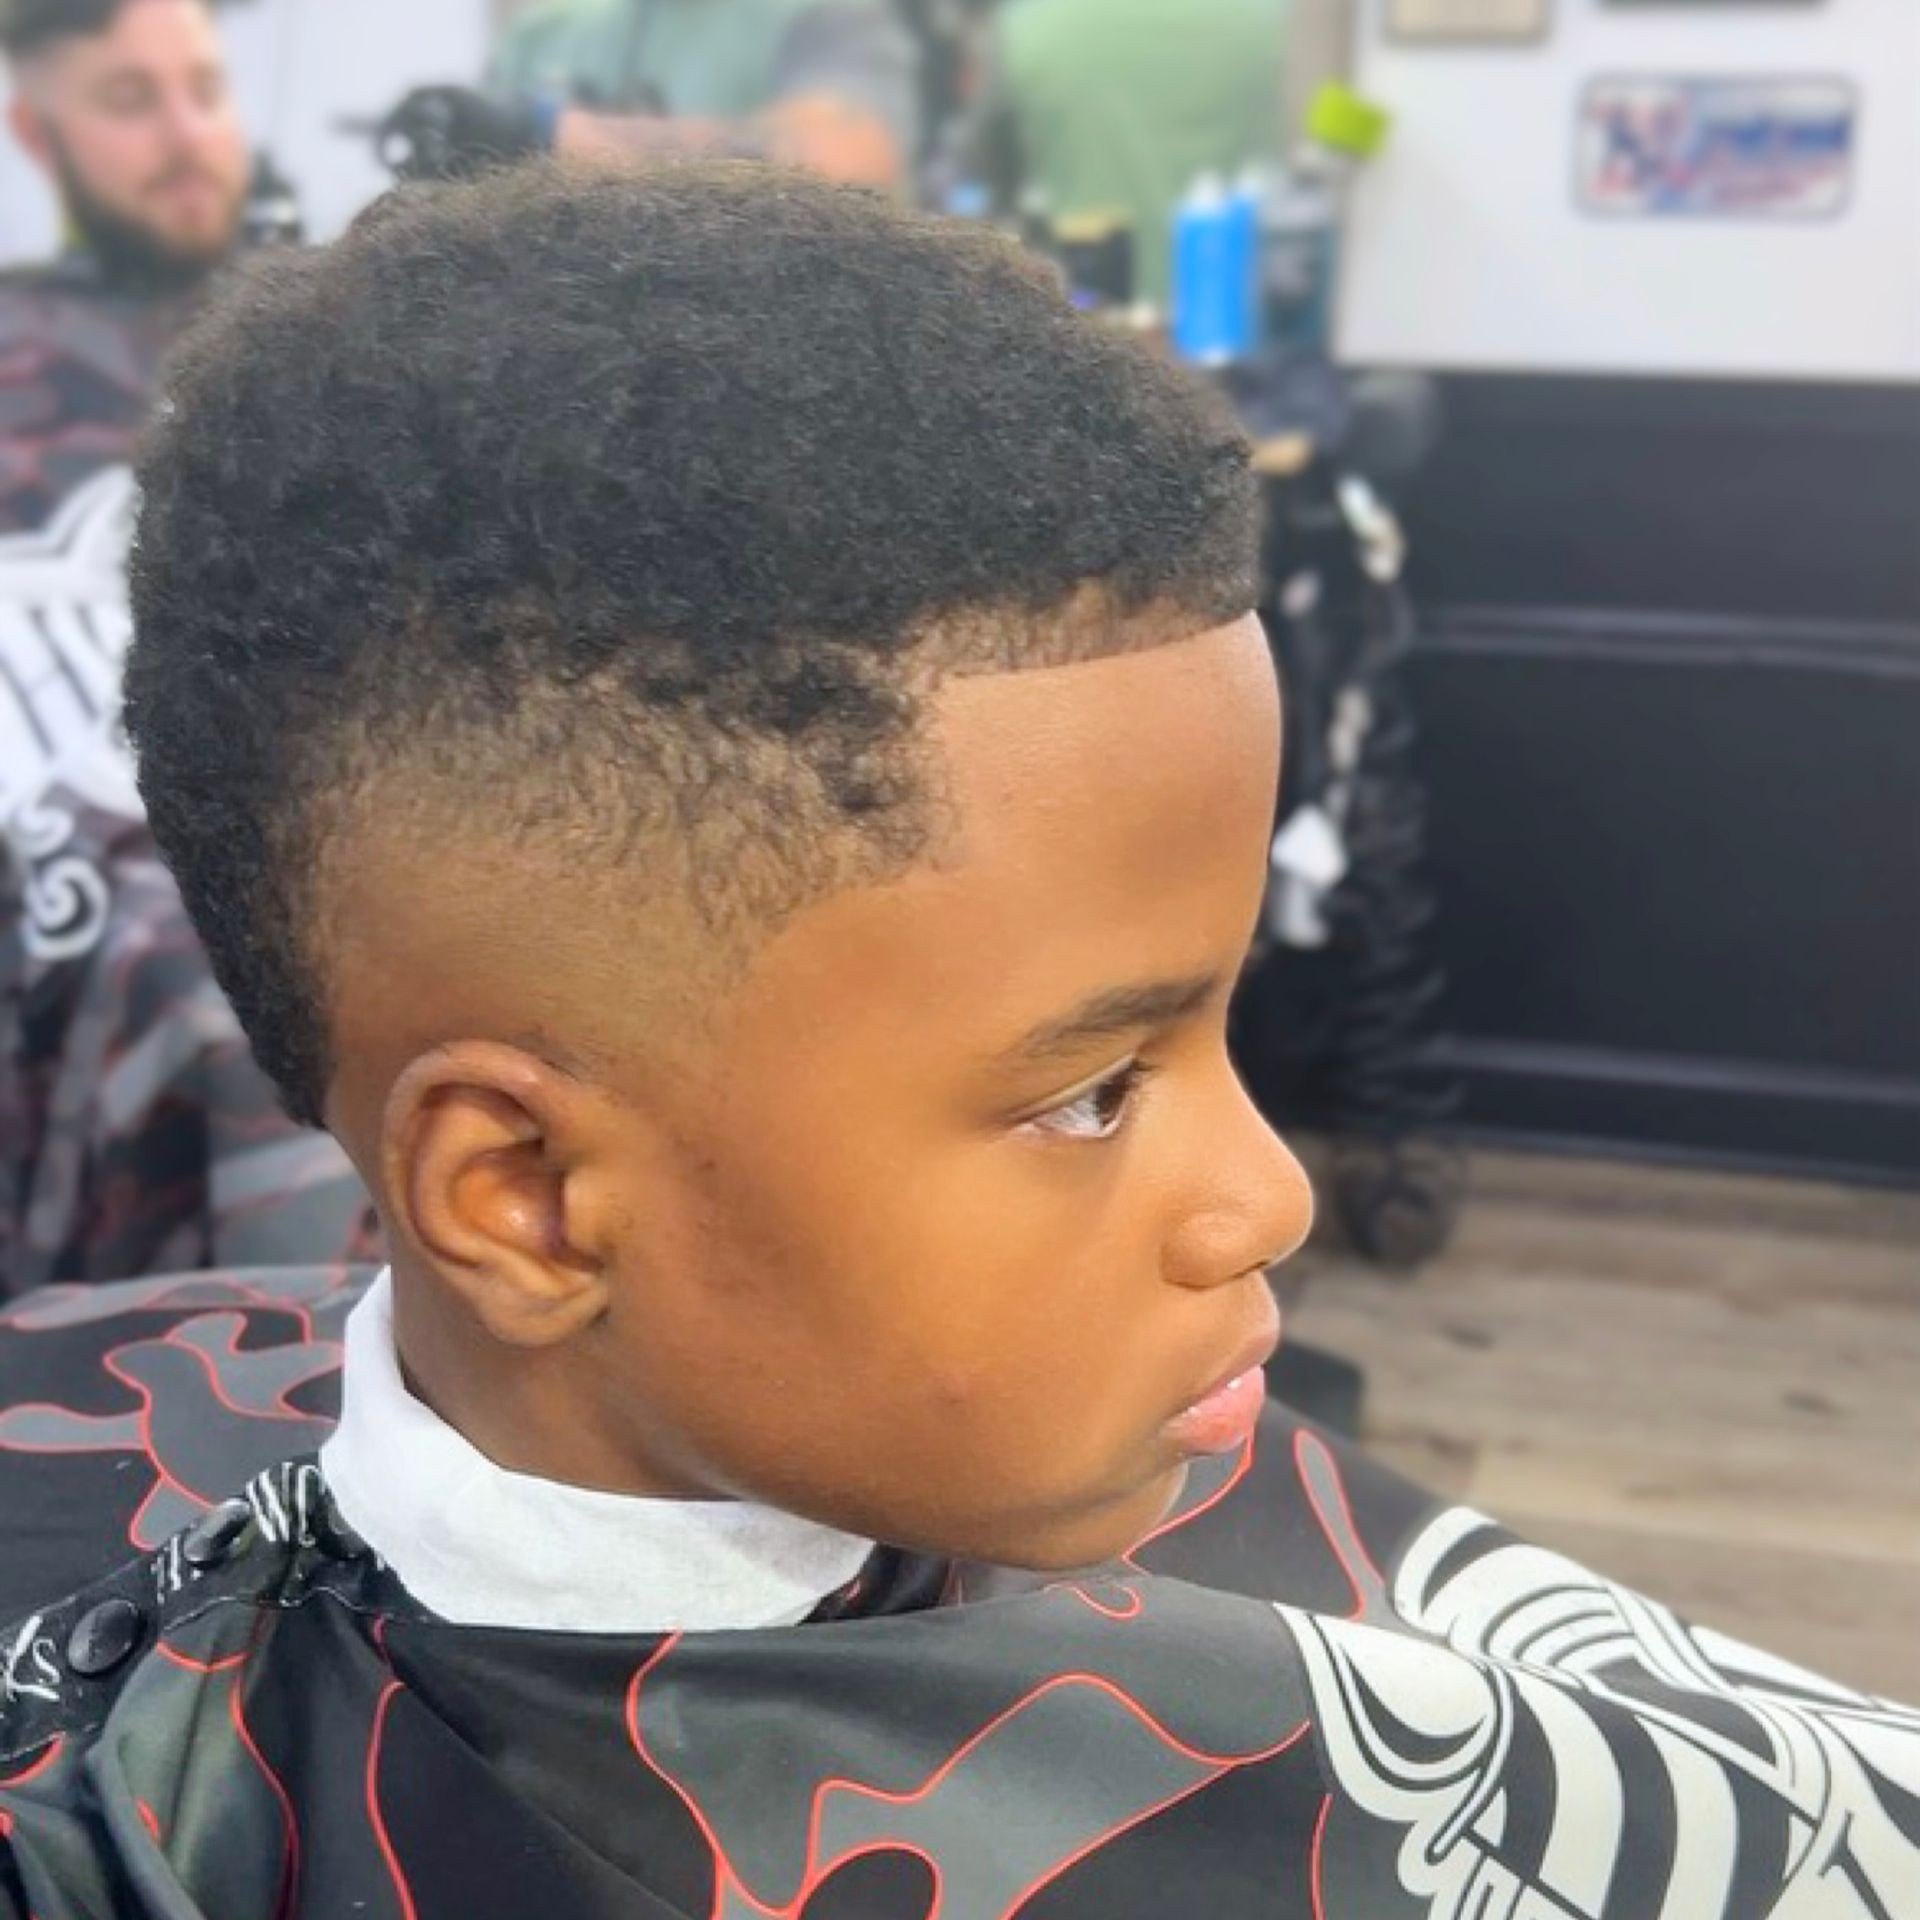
[[1283, 1148, 1920, 1703]]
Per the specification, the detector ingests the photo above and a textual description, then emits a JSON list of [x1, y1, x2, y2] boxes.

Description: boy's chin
[[976, 1462, 1191, 1577]]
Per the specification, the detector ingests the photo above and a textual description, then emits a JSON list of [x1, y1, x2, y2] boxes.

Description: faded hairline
[[299, 589, 1249, 1108]]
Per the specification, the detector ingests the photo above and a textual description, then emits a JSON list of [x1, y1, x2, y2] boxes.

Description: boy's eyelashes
[[1022, 1058, 1159, 1143]]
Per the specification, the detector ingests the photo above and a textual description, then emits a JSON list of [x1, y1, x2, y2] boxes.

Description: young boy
[[0, 164, 1914, 1918]]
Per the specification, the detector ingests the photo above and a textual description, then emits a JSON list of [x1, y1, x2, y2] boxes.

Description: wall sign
[[1577, 77, 1856, 220], [1387, 0, 1550, 43]]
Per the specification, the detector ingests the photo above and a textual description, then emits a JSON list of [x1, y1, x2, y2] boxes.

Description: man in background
[[977, 0, 1291, 309], [489, 0, 916, 189], [0, 0, 375, 1291], [0, 0, 248, 531]]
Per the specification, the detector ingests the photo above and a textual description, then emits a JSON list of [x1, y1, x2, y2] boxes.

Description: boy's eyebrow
[[1004, 972, 1223, 1065]]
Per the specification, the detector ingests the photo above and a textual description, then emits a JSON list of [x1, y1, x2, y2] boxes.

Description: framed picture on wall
[[1387, 0, 1550, 42], [1577, 76, 1856, 220]]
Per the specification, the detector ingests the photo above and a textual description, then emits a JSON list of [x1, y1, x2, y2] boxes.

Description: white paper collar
[[320, 1271, 875, 1634]]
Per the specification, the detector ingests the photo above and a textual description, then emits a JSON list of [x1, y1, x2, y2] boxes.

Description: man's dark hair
[[0, 0, 214, 61], [127, 163, 1261, 1125]]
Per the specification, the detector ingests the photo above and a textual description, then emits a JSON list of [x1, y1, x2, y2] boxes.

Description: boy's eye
[[1027, 1060, 1154, 1142]]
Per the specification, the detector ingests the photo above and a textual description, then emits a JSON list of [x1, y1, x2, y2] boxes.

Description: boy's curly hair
[[126, 163, 1261, 1124]]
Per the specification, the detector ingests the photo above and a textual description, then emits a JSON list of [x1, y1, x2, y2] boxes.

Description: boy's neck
[[321, 1272, 876, 1633], [386, 1256, 688, 1502]]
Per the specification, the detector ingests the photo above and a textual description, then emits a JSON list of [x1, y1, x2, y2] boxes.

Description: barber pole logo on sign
[[1578, 77, 1857, 221]]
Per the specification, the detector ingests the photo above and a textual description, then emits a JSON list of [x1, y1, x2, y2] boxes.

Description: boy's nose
[[1162, 1079, 1314, 1291]]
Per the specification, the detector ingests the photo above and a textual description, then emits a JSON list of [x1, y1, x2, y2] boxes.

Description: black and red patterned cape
[[0, 1266, 1915, 1919], [0, 253, 379, 1292]]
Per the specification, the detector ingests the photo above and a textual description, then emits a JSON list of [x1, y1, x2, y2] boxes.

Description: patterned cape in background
[[0, 254, 186, 540], [0, 1264, 1915, 1919], [0, 258, 376, 1293]]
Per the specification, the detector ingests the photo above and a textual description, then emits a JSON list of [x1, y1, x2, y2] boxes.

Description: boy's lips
[[1163, 1306, 1282, 1458]]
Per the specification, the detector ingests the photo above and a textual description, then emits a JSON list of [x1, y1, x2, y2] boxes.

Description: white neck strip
[[320, 1273, 875, 1634]]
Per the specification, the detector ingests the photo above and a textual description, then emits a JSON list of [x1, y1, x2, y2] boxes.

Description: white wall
[[1336, 0, 1920, 382], [0, 0, 493, 264]]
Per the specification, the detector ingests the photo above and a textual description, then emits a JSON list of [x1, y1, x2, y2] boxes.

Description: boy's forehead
[[928, 615, 1277, 859], [722, 620, 1279, 1058]]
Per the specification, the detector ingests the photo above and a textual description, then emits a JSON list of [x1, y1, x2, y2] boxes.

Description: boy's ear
[[380, 1042, 616, 1349]]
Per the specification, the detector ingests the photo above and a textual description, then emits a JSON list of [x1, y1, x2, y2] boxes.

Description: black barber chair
[[1229, 361, 1466, 1275]]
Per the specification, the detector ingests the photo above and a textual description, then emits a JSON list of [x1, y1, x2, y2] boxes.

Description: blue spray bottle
[[1171, 172, 1259, 367]]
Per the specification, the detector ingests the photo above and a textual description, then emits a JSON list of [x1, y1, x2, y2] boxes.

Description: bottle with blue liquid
[[1170, 172, 1260, 367], [1257, 157, 1338, 354]]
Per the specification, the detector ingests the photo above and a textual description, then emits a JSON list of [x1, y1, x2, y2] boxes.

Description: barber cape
[[0, 252, 191, 539], [0, 1266, 1915, 1919], [0, 277, 377, 1288], [0, 479, 378, 1291]]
